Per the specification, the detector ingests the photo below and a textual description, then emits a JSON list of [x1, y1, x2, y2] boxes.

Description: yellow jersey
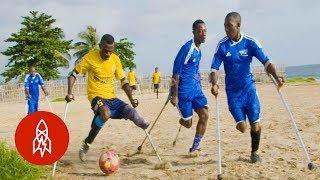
[[128, 71, 136, 86], [152, 72, 161, 84], [75, 50, 125, 102]]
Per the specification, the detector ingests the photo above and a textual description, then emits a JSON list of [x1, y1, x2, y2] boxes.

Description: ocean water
[[285, 64, 320, 78]]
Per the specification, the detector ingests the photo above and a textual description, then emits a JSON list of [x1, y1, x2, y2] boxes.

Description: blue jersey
[[211, 34, 269, 98], [172, 39, 202, 94], [24, 73, 44, 100]]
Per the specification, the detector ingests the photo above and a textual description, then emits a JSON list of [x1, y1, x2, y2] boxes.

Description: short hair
[[192, 19, 205, 31], [225, 12, 241, 24], [29, 64, 35, 69], [100, 34, 114, 44]]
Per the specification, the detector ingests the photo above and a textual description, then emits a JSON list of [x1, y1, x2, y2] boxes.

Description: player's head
[[99, 34, 115, 60], [28, 65, 36, 76], [192, 19, 207, 44], [224, 12, 241, 41], [155, 67, 159, 72]]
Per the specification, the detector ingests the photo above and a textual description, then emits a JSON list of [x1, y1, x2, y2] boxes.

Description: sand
[[1, 84, 320, 179]]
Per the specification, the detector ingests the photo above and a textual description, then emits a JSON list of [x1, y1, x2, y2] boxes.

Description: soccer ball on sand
[[99, 149, 120, 175]]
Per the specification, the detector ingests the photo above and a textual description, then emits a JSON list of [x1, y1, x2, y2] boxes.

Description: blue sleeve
[[172, 45, 188, 76], [250, 39, 269, 65], [24, 75, 30, 89], [211, 44, 224, 71], [38, 74, 45, 86]]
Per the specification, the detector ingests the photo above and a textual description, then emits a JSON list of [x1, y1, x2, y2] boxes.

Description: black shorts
[[154, 84, 159, 89], [91, 97, 128, 119]]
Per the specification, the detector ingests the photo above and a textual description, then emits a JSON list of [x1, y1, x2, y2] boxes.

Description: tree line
[[1, 11, 136, 82]]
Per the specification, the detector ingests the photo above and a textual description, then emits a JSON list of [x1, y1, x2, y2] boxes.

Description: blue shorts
[[28, 99, 39, 114], [91, 97, 128, 119], [227, 85, 260, 124], [178, 90, 208, 121]]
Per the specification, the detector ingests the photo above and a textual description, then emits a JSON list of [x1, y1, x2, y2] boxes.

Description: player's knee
[[236, 122, 247, 133], [250, 122, 261, 132], [180, 118, 192, 128], [98, 106, 111, 122]]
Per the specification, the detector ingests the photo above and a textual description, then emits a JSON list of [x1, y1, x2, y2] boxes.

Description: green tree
[[114, 38, 136, 70], [1, 11, 72, 82], [73, 27, 136, 69], [73, 26, 99, 65]]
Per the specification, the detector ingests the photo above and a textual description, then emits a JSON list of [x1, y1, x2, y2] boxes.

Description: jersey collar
[[230, 33, 244, 46], [192, 39, 200, 51]]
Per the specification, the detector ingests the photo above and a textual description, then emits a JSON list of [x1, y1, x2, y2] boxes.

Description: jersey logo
[[226, 52, 231, 57], [239, 49, 248, 56]]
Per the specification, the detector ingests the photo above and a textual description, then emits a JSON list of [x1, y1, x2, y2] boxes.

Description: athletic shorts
[[154, 84, 159, 89], [91, 97, 128, 119], [227, 85, 260, 124], [28, 98, 39, 114], [178, 90, 208, 121]]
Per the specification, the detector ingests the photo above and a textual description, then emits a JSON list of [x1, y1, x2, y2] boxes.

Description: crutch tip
[[154, 161, 172, 170], [172, 141, 176, 147], [308, 162, 316, 170], [217, 174, 223, 180], [137, 146, 142, 151]]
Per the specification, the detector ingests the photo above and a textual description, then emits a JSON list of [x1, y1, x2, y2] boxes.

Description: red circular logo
[[15, 111, 69, 165]]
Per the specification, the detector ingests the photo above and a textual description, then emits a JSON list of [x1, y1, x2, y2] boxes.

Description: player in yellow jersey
[[152, 67, 161, 98], [65, 34, 149, 162], [127, 68, 137, 94]]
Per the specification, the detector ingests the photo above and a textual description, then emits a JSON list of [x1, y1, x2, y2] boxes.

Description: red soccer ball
[[99, 149, 120, 175]]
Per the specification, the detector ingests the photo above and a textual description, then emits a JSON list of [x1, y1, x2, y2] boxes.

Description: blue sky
[[1, 0, 319, 81]]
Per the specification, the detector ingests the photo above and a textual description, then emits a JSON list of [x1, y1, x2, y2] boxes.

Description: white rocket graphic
[[33, 119, 52, 158]]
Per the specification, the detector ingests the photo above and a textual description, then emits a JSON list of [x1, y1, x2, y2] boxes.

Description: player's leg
[[190, 93, 209, 152], [79, 97, 111, 161], [156, 84, 159, 99], [28, 99, 36, 114], [228, 99, 247, 133], [177, 96, 193, 128], [114, 98, 149, 129], [35, 100, 39, 112], [246, 87, 262, 163]]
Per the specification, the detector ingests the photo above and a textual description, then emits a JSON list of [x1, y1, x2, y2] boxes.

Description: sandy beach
[[1, 84, 320, 179]]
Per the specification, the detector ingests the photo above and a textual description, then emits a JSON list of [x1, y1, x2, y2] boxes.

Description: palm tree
[[73, 26, 99, 65], [73, 26, 136, 70]]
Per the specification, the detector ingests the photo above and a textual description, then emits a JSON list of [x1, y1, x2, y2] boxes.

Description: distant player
[[127, 68, 137, 94], [210, 12, 284, 163], [24, 65, 49, 114], [152, 67, 161, 99], [65, 34, 149, 161], [171, 20, 209, 153]]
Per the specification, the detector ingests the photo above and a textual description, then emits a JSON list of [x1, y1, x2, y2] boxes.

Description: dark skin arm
[[170, 74, 179, 106], [265, 62, 285, 88], [121, 78, 138, 107], [210, 71, 219, 97], [65, 70, 77, 102]]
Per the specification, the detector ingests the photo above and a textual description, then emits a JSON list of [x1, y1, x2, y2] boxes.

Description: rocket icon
[[32, 119, 52, 158]]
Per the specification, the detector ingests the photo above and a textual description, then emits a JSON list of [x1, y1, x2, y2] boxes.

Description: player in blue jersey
[[210, 12, 284, 163], [171, 20, 209, 154], [24, 65, 49, 114]]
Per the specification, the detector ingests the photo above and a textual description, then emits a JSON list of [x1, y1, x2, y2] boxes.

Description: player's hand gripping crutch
[[52, 102, 69, 176], [269, 75, 315, 170]]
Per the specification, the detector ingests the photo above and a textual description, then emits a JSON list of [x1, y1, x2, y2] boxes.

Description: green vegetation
[[0, 142, 47, 179], [51, 97, 66, 102], [73, 26, 136, 69], [286, 77, 317, 84], [1, 11, 72, 82]]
